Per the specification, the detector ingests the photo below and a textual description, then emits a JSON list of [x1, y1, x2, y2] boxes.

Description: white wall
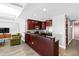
[[22, 3, 79, 21], [0, 19, 20, 34], [67, 19, 73, 44], [15, 7, 27, 41], [52, 14, 66, 49], [15, 17, 25, 41]]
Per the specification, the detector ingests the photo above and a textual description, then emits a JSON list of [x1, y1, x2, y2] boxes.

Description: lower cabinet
[[25, 34, 59, 56]]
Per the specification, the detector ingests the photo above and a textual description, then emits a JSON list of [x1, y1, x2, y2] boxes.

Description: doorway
[[65, 18, 73, 48], [65, 20, 79, 56]]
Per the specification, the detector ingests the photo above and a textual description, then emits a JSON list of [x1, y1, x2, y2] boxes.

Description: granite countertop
[[46, 36, 58, 42]]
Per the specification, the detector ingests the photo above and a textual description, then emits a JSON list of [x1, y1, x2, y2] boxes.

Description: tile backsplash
[[26, 30, 46, 34]]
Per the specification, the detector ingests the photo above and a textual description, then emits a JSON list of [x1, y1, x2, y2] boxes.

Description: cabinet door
[[34, 21, 39, 29], [25, 34, 33, 46], [38, 22, 41, 29], [32, 36, 39, 50], [41, 22, 46, 29], [34, 21, 41, 30], [46, 20, 52, 26], [27, 20, 35, 30], [25, 34, 28, 43], [38, 38, 53, 56], [28, 35, 33, 45], [25, 34, 30, 43], [33, 36, 53, 56]]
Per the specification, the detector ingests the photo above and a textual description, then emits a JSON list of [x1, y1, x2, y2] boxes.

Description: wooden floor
[[0, 39, 79, 56], [0, 40, 39, 56], [59, 39, 79, 56]]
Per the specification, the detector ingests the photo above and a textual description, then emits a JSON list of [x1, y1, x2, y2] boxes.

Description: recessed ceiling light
[[43, 8, 47, 12]]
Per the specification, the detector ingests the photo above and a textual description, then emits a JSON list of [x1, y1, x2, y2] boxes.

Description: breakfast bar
[[25, 33, 59, 56]]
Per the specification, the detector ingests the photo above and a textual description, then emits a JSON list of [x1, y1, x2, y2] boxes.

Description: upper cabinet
[[27, 19, 35, 30], [46, 20, 52, 26], [27, 19, 52, 30], [41, 22, 46, 29], [27, 19, 41, 30], [34, 21, 41, 30]]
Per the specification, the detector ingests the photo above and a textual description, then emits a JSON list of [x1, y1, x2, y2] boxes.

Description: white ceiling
[[1, 3, 79, 21], [0, 3, 27, 20], [10, 3, 27, 8], [20, 3, 79, 21]]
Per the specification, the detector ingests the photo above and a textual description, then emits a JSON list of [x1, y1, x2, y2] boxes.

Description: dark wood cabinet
[[34, 21, 41, 30], [27, 19, 35, 30], [25, 34, 59, 56], [41, 22, 46, 29], [27, 19, 41, 30], [27, 19, 52, 30], [46, 20, 52, 26]]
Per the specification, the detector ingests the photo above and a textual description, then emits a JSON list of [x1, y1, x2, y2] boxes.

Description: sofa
[[0, 39, 5, 46], [0, 34, 11, 39], [0, 34, 11, 46], [10, 33, 21, 46]]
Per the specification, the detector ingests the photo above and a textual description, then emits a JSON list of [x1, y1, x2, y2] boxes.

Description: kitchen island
[[25, 33, 59, 56]]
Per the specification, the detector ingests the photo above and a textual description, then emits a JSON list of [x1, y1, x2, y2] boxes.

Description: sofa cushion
[[4, 34, 11, 38], [12, 36, 20, 39], [0, 34, 11, 38]]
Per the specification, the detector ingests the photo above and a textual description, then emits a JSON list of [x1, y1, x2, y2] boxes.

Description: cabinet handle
[[32, 42, 34, 45]]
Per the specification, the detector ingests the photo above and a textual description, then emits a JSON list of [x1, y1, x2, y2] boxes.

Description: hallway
[[59, 39, 79, 56]]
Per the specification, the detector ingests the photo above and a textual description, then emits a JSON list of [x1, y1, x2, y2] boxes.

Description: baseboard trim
[[59, 45, 66, 49], [21, 38, 25, 41], [68, 39, 72, 45]]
